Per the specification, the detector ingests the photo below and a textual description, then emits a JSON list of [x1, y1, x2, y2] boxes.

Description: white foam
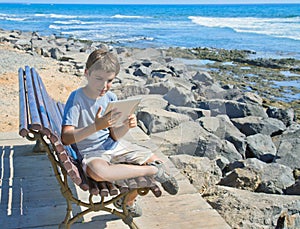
[[3, 17, 27, 21], [188, 16, 300, 41], [53, 20, 96, 25], [34, 13, 77, 19], [111, 14, 149, 19]]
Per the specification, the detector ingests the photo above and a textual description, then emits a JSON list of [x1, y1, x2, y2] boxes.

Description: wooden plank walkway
[[0, 131, 231, 229]]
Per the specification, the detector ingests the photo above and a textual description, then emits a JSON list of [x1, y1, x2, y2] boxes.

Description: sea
[[1, 3, 300, 60]]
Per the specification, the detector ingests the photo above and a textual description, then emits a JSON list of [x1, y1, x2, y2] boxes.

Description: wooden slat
[[24, 66, 42, 131], [30, 68, 51, 136], [18, 67, 29, 137], [33, 68, 62, 136]]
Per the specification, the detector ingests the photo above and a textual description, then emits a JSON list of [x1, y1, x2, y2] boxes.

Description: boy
[[61, 47, 178, 217]]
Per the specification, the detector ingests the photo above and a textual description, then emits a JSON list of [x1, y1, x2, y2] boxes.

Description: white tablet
[[104, 97, 142, 126]]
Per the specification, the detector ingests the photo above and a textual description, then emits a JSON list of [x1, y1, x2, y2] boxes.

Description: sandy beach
[[0, 41, 82, 132]]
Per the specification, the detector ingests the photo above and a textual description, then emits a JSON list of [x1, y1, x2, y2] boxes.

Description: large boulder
[[150, 121, 202, 156], [246, 133, 277, 163], [225, 158, 295, 194], [203, 185, 300, 229], [169, 154, 222, 192], [272, 126, 300, 169], [231, 116, 286, 136], [137, 107, 191, 134], [198, 99, 268, 119], [198, 115, 246, 157], [163, 87, 196, 107], [266, 106, 296, 127]]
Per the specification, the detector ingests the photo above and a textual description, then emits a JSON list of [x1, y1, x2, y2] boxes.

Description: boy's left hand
[[124, 114, 137, 128]]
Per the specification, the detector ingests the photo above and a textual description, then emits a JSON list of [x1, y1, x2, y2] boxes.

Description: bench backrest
[[19, 66, 88, 189]]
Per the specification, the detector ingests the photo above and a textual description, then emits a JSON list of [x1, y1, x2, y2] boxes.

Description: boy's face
[[86, 69, 115, 97]]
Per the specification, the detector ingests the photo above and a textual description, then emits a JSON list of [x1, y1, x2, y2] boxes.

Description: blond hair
[[85, 47, 120, 75]]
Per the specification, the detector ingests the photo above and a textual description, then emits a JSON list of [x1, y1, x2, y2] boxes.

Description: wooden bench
[[18, 66, 162, 229]]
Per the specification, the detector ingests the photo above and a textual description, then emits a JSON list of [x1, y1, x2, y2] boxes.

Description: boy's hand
[[95, 106, 121, 130], [124, 114, 137, 129]]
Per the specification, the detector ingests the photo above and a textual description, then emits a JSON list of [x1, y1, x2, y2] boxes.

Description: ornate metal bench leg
[[59, 199, 73, 229], [33, 139, 47, 152], [122, 216, 139, 229]]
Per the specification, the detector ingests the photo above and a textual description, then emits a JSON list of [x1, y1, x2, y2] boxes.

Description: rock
[[218, 167, 261, 191], [226, 158, 295, 194], [198, 99, 268, 119], [137, 107, 191, 134], [267, 106, 296, 127], [137, 94, 168, 110], [215, 156, 230, 172], [49, 47, 64, 60], [169, 154, 222, 192], [275, 210, 300, 229], [168, 104, 211, 120], [231, 116, 286, 136], [204, 185, 300, 229], [193, 71, 214, 85], [198, 115, 246, 157], [246, 133, 277, 163], [145, 80, 174, 95], [118, 85, 150, 99], [241, 92, 264, 105], [285, 179, 300, 195], [275, 137, 300, 170], [163, 87, 196, 107], [150, 121, 206, 156], [133, 65, 152, 77]]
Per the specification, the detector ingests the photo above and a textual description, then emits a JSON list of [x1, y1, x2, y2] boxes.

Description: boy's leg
[[86, 158, 157, 182]]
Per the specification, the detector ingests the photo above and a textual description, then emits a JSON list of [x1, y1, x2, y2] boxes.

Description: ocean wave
[[111, 14, 149, 19], [116, 36, 154, 42], [61, 30, 113, 40], [35, 13, 78, 19], [60, 29, 154, 43], [53, 20, 96, 25], [0, 17, 27, 21], [0, 13, 27, 21], [49, 22, 131, 31], [188, 16, 300, 40]]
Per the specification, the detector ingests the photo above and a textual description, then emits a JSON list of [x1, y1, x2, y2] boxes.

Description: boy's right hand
[[95, 106, 121, 130]]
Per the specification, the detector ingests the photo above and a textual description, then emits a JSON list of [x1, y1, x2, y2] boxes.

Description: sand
[[0, 41, 82, 132]]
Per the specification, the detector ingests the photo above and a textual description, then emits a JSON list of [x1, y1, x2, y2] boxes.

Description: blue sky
[[0, 0, 300, 4]]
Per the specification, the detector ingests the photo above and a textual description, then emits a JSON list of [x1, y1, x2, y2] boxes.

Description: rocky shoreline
[[1, 28, 300, 228]]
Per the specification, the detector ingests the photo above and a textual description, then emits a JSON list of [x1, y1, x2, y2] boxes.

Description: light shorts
[[82, 139, 153, 172]]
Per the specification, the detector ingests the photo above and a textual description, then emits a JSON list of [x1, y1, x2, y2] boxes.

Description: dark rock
[[231, 116, 286, 136], [198, 115, 246, 157], [267, 106, 296, 127], [198, 99, 268, 119], [285, 179, 300, 195]]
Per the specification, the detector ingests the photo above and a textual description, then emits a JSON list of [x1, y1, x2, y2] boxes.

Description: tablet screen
[[104, 98, 141, 126]]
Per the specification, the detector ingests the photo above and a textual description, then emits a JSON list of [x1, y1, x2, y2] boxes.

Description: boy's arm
[[62, 107, 121, 145]]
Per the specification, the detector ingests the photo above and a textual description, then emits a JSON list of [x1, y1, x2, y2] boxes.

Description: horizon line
[[0, 2, 299, 5]]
